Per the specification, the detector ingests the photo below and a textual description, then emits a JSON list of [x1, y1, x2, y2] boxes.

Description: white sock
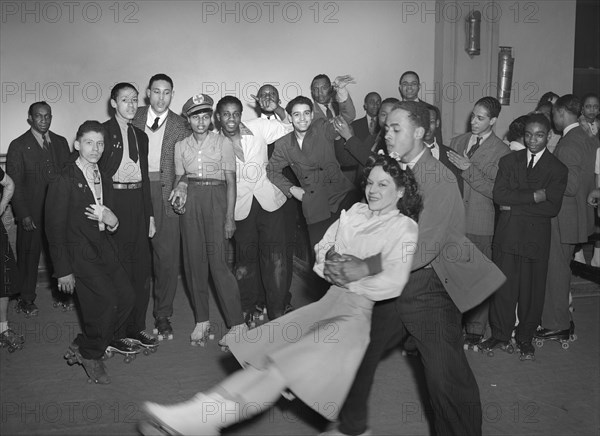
[[574, 249, 586, 264], [0, 321, 8, 334], [591, 247, 600, 267]]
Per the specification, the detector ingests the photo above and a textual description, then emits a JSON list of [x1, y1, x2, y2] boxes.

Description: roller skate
[[218, 323, 249, 352], [53, 297, 76, 312], [463, 333, 483, 352], [104, 338, 141, 363], [190, 321, 214, 347], [153, 317, 173, 341], [516, 340, 535, 361], [129, 331, 159, 356], [140, 392, 229, 435], [64, 343, 111, 384], [15, 299, 38, 317], [534, 325, 575, 350], [478, 337, 514, 357], [0, 328, 24, 353], [253, 303, 267, 322]]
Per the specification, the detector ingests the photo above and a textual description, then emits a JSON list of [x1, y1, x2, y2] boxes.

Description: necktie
[[369, 117, 376, 135], [150, 117, 160, 132], [528, 153, 536, 171], [127, 124, 139, 163], [93, 169, 102, 202], [42, 136, 49, 151], [467, 136, 481, 159], [325, 106, 333, 119]]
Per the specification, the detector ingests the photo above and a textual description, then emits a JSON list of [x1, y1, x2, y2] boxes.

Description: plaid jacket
[[133, 107, 190, 217]]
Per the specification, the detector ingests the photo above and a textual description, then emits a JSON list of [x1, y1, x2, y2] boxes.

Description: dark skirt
[[1, 217, 18, 298]]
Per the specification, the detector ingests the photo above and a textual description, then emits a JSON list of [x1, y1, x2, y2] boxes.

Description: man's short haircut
[[525, 113, 551, 133], [311, 74, 331, 87], [475, 96, 501, 119], [380, 97, 401, 107], [506, 115, 529, 142], [286, 96, 313, 115], [554, 94, 581, 116], [148, 73, 174, 89], [539, 91, 559, 106], [110, 82, 138, 101], [76, 120, 106, 141], [258, 84, 279, 98], [391, 101, 430, 131], [364, 92, 381, 104], [535, 101, 553, 113], [216, 95, 243, 114], [400, 71, 420, 84], [28, 101, 50, 117], [423, 102, 440, 120]]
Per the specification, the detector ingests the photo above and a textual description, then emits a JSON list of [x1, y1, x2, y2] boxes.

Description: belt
[[113, 182, 142, 190], [187, 178, 225, 186]]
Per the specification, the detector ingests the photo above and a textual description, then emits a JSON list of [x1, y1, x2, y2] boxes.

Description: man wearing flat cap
[[170, 94, 247, 348]]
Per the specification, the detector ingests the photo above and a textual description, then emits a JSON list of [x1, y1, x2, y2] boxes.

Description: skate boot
[[478, 337, 514, 357], [190, 321, 214, 347], [153, 317, 173, 341], [534, 327, 572, 349], [0, 328, 24, 353], [319, 428, 373, 436], [53, 296, 76, 311], [15, 299, 39, 317], [64, 343, 111, 384], [129, 331, 159, 355], [516, 340, 535, 361], [104, 338, 141, 363], [463, 333, 483, 352], [218, 323, 249, 352], [140, 392, 238, 435], [243, 311, 256, 329], [253, 304, 267, 322]]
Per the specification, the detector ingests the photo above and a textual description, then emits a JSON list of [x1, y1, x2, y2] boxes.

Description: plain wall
[[0, 0, 436, 153]]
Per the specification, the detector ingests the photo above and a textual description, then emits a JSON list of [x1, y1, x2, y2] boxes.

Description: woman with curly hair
[[139, 154, 422, 435]]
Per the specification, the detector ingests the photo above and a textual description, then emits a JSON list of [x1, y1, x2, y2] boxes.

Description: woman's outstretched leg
[[140, 365, 287, 435]]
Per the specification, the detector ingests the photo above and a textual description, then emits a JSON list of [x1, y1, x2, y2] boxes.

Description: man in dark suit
[[132, 74, 190, 340], [6, 101, 71, 316], [322, 102, 505, 436], [351, 92, 381, 142], [46, 120, 135, 384], [267, 96, 360, 251], [536, 95, 597, 341], [423, 102, 463, 195], [448, 96, 510, 348], [483, 114, 568, 360], [99, 83, 155, 351], [311, 74, 358, 184]]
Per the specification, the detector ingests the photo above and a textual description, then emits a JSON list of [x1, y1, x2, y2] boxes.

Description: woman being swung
[[139, 154, 423, 435]]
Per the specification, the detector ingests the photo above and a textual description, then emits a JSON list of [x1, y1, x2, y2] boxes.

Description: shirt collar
[[260, 112, 280, 121], [527, 147, 546, 163], [562, 122, 579, 136], [472, 130, 492, 143], [76, 157, 99, 180], [424, 138, 438, 149], [402, 148, 427, 170], [30, 128, 49, 145], [147, 107, 169, 126], [239, 122, 254, 136], [115, 116, 130, 130]]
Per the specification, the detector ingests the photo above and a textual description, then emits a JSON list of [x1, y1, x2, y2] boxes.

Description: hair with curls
[[475, 96, 501, 119], [363, 154, 423, 223], [286, 96, 313, 115], [75, 120, 106, 141], [390, 101, 430, 131], [554, 94, 581, 116]]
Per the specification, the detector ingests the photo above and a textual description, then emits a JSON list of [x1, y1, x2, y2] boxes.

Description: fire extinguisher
[[465, 10, 481, 57], [497, 47, 514, 105]]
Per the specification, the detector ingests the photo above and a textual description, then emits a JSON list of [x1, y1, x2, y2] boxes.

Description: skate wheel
[[166, 334, 174, 340], [220, 346, 229, 352], [104, 351, 113, 359], [87, 378, 93, 384], [561, 342, 569, 350], [124, 357, 132, 364], [535, 340, 544, 348], [487, 351, 495, 357], [143, 349, 150, 356], [463, 344, 468, 351], [53, 302, 60, 308], [473, 345, 479, 352], [150, 347, 157, 353], [208, 334, 214, 340], [570, 334, 577, 341], [8, 346, 15, 353], [507, 345, 514, 354], [258, 315, 264, 321], [152, 328, 159, 335], [157, 334, 164, 341]]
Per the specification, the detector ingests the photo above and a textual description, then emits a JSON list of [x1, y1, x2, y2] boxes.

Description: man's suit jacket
[[493, 150, 568, 259], [99, 117, 153, 230], [434, 142, 464, 196], [6, 130, 71, 221], [132, 107, 190, 218], [312, 95, 356, 124], [450, 131, 510, 236], [411, 149, 506, 313], [267, 118, 355, 225], [351, 116, 379, 143], [45, 162, 120, 278], [553, 125, 598, 244]]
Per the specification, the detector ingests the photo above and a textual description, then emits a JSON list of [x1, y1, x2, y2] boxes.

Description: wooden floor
[[1, 267, 598, 436]]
